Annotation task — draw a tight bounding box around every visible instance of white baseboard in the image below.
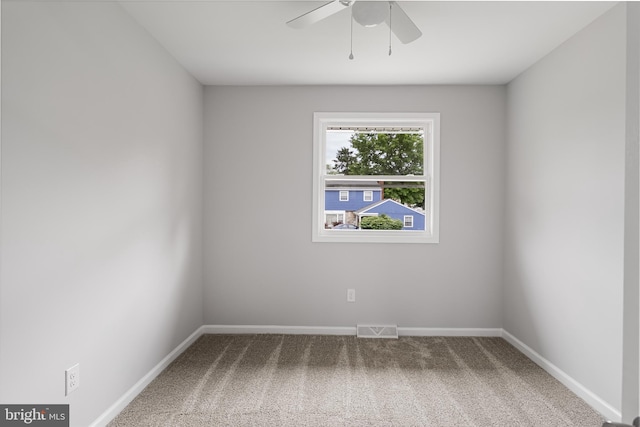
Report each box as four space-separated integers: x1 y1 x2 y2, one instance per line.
202 324 357 335
89 326 206 427
202 325 503 337
399 327 503 337
501 329 621 422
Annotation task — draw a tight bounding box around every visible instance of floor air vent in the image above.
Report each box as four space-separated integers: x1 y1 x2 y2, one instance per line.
356 324 399 339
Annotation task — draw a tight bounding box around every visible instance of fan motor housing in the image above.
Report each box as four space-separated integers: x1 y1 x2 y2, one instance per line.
353 2 389 27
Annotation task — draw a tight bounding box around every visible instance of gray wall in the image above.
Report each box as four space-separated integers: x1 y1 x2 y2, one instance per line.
204 85 506 329
504 4 627 412
622 2 640 421
0 2 203 426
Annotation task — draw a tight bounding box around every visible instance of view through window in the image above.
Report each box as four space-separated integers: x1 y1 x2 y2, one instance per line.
312 112 440 243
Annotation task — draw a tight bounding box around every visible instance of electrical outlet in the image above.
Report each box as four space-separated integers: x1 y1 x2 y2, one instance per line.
347 289 356 303
65 364 79 396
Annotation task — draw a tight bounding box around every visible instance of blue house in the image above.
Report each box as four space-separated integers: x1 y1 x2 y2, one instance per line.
324 187 382 228
356 199 426 231
324 186 425 230
325 188 382 211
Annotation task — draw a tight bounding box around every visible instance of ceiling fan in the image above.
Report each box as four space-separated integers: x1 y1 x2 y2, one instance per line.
287 1 422 51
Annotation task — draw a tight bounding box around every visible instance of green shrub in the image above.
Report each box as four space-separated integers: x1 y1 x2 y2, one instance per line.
360 214 403 230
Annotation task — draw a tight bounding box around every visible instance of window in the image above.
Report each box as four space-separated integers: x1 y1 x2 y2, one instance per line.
312 112 440 243
325 211 345 228
404 215 414 228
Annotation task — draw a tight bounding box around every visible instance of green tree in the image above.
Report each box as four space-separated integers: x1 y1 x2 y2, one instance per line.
333 147 356 175
332 133 424 208
360 214 403 230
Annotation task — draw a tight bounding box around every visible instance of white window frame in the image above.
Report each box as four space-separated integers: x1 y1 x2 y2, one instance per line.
363 190 373 202
339 190 349 201
312 112 440 244
404 215 414 228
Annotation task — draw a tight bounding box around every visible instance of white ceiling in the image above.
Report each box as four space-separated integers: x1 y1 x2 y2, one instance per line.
119 1 616 86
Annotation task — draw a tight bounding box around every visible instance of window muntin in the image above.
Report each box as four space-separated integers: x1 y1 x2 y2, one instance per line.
312 112 440 243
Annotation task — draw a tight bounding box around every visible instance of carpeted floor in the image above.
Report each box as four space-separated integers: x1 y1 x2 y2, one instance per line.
109 334 606 426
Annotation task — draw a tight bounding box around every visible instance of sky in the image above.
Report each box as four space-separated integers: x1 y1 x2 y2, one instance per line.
325 130 354 167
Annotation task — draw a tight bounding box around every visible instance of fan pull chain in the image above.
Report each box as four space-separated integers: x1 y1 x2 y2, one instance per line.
349 8 354 60
388 2 392 56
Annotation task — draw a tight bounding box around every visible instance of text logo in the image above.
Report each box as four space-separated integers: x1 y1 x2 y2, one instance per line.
0 405 68 427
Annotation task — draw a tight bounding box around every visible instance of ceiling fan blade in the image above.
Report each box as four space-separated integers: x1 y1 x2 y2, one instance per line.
287 0 353 29
387 1 422 44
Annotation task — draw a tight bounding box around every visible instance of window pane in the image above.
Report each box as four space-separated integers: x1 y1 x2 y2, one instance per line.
324 180 426 231
326 130 424 176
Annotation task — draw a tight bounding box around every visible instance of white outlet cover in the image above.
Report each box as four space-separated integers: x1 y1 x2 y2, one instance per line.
65 364 80 396
347 289 356 302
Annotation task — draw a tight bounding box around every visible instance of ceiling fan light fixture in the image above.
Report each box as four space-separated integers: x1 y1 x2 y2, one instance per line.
286 0 422 46
352 2 388 27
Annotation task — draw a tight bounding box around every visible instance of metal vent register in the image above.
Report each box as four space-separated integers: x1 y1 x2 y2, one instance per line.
356 324 399 339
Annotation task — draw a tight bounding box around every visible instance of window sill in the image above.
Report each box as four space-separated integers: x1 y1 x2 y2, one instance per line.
312 229 439 244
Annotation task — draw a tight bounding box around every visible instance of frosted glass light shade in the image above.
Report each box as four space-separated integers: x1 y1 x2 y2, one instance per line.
352 2 388 27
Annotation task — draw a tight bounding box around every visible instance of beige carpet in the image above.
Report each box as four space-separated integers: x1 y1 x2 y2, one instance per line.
109 334 605 426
